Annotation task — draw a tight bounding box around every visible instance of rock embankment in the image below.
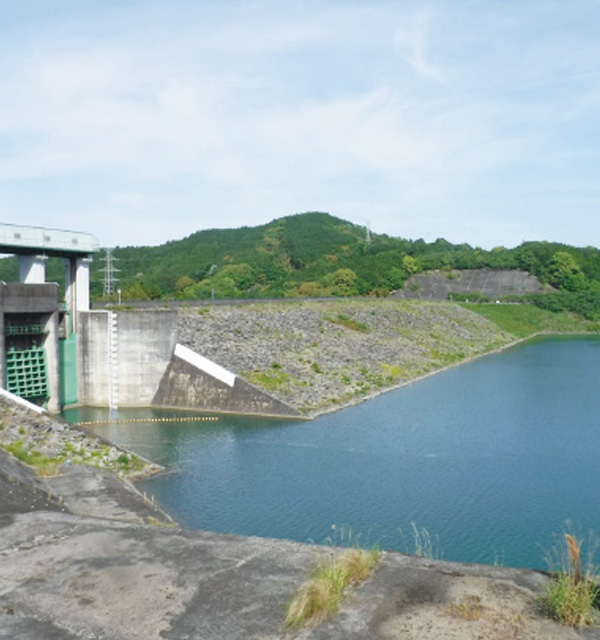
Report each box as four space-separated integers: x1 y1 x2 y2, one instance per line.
0 395 162 481
177 299 512 416
0 394 171 526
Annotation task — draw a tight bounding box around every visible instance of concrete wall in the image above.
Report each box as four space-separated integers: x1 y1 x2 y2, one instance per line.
117 311 177 406
0 282 59 313
78 310 178 407
393 268 549 300
153 344 302 418
78 312 110 406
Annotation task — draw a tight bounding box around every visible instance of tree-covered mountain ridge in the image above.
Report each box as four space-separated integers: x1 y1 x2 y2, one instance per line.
107 211 600 310
1 212 599 317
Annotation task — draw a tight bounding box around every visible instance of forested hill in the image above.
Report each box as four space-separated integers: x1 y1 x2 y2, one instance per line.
1 212 599 314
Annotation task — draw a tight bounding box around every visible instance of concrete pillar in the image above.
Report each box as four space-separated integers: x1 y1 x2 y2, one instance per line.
75 258 91 313
18 255 46 283
45 311 60 413
64 259 74 337
64 257 91 333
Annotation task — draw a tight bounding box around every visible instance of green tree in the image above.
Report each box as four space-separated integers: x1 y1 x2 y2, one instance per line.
547 252 587 291
322 268 358 296
402 255 419 276
175 275 195 292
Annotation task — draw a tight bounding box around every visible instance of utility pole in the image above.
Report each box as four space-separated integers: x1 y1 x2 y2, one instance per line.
100 248 120 297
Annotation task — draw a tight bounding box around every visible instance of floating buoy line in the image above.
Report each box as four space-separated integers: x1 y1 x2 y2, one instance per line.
75 416 220 427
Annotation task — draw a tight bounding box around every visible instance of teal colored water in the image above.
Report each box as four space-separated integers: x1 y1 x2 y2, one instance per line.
64 336 600 569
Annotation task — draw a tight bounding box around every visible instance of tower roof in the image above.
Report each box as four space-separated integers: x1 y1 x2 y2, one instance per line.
0 223 99 257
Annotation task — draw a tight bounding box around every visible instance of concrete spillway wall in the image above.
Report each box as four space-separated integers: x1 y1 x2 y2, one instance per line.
78 310 177 407
77 310 300 417
153 344 302 417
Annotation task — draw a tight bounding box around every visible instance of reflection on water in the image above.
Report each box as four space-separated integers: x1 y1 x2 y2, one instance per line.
63 336 600 569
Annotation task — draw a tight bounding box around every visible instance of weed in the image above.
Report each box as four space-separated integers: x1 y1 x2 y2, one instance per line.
447 596 483 621
242 369 293 391
545 572 599 627
130 454 146 472
284 571 342 629
117 453 130 467
0 441 62 476
284 547 380 629
397 522 443 560
543 525 600 628
341 548 380 585
380 363 402 379
63 442 78 455
311 361 323 374
146 516 177 528
325 314 370 333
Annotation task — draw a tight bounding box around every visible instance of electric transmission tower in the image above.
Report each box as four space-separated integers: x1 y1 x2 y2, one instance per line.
100 248 120 297
365 222 372 246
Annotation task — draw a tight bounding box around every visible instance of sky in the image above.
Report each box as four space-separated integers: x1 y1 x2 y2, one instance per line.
1 0 599 250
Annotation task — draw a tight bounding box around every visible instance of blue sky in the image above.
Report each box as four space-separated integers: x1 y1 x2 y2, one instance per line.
1 0 599 249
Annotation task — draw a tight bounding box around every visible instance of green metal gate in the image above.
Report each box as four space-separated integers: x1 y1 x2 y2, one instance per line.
5 344 48 399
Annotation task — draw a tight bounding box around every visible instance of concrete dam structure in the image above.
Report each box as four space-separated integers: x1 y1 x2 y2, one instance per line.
78 309 300 417
0 224 98 413
0 223 299 417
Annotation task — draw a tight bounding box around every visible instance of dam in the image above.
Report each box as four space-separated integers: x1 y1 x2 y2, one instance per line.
0 222 300 417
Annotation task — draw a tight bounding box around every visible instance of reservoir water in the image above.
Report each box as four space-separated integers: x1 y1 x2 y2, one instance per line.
64 336 600 569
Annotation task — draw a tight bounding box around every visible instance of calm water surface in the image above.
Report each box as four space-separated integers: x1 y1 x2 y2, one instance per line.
64 336 600 569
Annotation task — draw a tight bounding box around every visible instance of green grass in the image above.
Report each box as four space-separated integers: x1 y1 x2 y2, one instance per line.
284 547 380 629
461 303 596 338
428 348 466 365
545 573 599 627
325 313 370 333
0 441 63 476
1 436 150 477
242 368 293 391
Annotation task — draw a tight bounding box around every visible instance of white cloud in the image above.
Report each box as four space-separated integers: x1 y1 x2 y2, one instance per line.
0 0 599 248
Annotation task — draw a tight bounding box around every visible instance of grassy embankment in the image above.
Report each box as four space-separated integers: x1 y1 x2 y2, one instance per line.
461 302 600 338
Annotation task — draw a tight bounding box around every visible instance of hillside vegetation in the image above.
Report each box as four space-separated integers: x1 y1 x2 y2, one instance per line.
1 211 600 318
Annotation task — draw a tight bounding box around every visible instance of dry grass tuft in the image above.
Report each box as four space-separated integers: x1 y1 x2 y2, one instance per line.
284 548 380 629
342 548 380 585
447 596 484 621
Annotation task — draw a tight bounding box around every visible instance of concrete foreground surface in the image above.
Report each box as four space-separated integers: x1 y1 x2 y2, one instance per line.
1 455 599 640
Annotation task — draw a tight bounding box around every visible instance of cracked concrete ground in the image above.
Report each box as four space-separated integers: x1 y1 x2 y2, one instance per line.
1 453 599 639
